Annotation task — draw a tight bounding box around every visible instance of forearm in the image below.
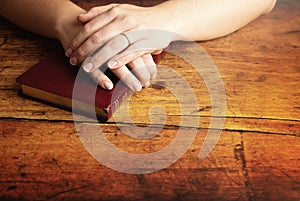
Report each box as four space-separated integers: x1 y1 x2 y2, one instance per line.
0 0 85 49
155 0 277 41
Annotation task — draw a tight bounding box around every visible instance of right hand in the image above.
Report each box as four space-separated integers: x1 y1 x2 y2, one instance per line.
86 52 156 92
65 4 170 91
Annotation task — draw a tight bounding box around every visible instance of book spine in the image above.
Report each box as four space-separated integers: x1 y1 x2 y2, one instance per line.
107 88 133 121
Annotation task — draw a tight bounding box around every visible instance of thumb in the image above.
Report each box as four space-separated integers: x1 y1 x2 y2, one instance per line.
77 11 95 23
77 4 119 23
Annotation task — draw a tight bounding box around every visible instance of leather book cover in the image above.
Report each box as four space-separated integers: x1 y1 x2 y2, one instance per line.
16 52 132 121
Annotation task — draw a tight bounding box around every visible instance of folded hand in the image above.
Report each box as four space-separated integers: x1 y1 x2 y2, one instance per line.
65 4 174 91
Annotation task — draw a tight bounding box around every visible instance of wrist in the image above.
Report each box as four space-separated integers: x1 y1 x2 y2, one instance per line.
150 2 186 42
54 2 85 50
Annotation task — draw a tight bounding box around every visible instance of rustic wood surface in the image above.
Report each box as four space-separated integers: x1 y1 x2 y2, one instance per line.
0 0 299 200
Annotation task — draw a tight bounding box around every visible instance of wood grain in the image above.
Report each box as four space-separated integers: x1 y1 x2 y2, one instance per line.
1 1 299 129
0 120 299 201
0 0 299 201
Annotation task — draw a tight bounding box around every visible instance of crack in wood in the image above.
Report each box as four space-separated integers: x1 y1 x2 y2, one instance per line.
0 117 298 136
45 185 91 200
234 133 256 201
0 35 8 47
194 105 213 112
284 30 300 35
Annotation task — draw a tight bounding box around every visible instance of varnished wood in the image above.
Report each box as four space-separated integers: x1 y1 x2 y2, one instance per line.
0 0 299 200
0 120 299 201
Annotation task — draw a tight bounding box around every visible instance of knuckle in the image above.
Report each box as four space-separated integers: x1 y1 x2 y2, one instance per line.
69 38 81 50
91 33 102 43
121 15 137 28
69 41 77 50
76 48 86 58
110 6 120 16
108 39 121 51
82 24 92 35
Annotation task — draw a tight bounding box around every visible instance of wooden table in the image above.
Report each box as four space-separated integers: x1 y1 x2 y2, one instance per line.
0 0 299 200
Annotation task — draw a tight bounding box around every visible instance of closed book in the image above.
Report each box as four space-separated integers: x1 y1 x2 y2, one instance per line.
16 52 132 121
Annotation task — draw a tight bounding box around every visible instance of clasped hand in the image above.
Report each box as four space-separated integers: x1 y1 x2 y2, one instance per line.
65 4 174 91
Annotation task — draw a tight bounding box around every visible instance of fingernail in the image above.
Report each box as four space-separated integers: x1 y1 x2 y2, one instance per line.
152 72 157 80
83 62 94 72
144 81 150 88
65 48 72 57
133 82 142 92
104 81 113 90
70 57 77 65
108 60 118 69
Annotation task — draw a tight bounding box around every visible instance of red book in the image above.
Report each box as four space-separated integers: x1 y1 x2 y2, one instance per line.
16 52 132 121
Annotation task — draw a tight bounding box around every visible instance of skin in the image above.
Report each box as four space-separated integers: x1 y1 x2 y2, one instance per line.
0 0 277 91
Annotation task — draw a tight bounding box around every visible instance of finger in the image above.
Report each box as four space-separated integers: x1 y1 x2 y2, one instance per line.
89 69 114 90
81 34 129 73
152 50 165 64
105 29 172 65
127 57 150 87
78 4 119 23
70 17 135 65
112 65 142 92
141 54 157 80
152 49 163 55
107 40 157 69
66 8 117 59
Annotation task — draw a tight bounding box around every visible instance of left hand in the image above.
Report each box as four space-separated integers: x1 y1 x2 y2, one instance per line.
65 3 172 65
65 3 175 90
80 30 169 90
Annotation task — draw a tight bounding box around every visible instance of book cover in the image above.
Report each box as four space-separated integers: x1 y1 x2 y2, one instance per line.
16 52 133 121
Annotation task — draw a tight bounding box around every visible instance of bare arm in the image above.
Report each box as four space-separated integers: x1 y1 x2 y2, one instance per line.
0 0 84 48
0 0 154 91
0 0 277 91
157 0 277 40
67 0 277 70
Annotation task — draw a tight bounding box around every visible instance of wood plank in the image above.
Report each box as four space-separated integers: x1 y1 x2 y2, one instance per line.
0 1 299 201
1 35 299 121
1 0 299 124
243 133 300 201
0 120 248 201
0 120 299 200
200 0 300 121
1 89 299 135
